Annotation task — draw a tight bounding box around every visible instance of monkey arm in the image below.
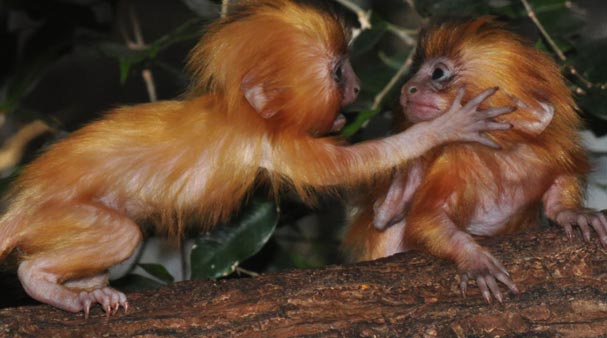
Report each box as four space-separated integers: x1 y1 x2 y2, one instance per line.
263 87 513 189
372 160 424 230
543 175 607 247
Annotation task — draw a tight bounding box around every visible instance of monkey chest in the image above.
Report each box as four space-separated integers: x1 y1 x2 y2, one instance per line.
463 180 544 236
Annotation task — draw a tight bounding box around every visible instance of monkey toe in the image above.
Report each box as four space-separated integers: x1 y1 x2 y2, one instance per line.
460 272 512 304
458 250 517 303
78 287 128 318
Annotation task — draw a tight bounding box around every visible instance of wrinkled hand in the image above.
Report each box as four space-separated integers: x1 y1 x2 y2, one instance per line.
458 246 519 304
555 208 607 248
435 86 514 148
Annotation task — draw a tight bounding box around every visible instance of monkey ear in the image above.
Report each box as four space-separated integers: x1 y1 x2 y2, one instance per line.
526 102 554 135
509 95 554 136
522 103 554 136
242 74 280 119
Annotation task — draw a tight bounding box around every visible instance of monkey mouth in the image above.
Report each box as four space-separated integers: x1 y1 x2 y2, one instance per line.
404 100 441 122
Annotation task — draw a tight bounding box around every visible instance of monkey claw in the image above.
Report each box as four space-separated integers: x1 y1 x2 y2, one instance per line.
78 287 129 319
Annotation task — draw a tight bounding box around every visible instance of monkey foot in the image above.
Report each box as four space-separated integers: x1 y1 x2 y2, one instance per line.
458 249 519 304
78 287 128 318
555 208 607 248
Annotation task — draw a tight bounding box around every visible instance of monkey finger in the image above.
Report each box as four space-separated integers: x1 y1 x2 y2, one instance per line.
598 213 607 246
485 254 512 288
577 215 592 242
478 106 517 121
598 211 607 227
494 271 519 294
485 276 503 304
112 302 120 315
103 289 121 314
460 274 469 298
79 291 93 319
462 87 499 112
476 276 492 304
471 135 501 149
92 289 112 316
451 86 467 109
563 223 574 240
589 216 607 248
84 304 91 320
475 121 512 132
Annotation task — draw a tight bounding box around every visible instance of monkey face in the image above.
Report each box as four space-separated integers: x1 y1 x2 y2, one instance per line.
328 57 360 132
400 57 456 123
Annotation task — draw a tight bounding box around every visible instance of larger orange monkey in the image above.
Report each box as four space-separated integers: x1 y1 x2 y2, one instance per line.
344 17 606 303
0 2 511 316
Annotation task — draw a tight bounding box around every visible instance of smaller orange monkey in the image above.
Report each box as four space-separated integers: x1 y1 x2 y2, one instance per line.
0 2 512 316
344 17 606 303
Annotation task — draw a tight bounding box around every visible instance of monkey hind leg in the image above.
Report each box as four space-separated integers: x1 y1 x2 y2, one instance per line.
343 208 407 262
17 203 142 317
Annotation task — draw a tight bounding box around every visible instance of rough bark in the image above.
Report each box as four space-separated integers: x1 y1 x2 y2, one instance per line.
1 226 607 338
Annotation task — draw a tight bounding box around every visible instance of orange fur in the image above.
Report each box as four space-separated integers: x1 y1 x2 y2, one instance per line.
1 0 494 314
344 18 589 264
0 1 349 261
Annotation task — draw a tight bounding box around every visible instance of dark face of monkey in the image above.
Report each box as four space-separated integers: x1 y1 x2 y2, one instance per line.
330 57 360 132
400 58 456 123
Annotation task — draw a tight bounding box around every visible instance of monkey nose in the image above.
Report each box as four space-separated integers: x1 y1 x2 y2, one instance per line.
407 85 418 94
354 85 360 95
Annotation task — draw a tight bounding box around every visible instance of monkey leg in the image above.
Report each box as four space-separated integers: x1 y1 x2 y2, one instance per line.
405 211 518 304
17 203 142 317
343 196 410 262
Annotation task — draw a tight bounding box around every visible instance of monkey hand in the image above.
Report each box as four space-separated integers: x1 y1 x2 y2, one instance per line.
554 208 607 248
434 87 515 149
372 160 424 230
457 246 519 304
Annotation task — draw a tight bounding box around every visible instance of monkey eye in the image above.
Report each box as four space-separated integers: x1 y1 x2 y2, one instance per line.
333 62 343 83
431 64 450 82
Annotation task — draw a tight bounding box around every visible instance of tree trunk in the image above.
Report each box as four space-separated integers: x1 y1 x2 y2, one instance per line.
1 226 607 337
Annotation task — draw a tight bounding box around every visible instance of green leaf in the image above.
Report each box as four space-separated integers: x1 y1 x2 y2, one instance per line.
148 18 205 53
119 58 133 84
190 199 279 279
138 263 175 284
341 108 381 138
98 18 205 83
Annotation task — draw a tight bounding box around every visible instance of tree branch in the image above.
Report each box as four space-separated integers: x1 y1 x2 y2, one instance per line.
3 227 607 336
221 0 230 18
120 0 158 102
521 0 605 93
334 0 372 30
372 47 416 111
